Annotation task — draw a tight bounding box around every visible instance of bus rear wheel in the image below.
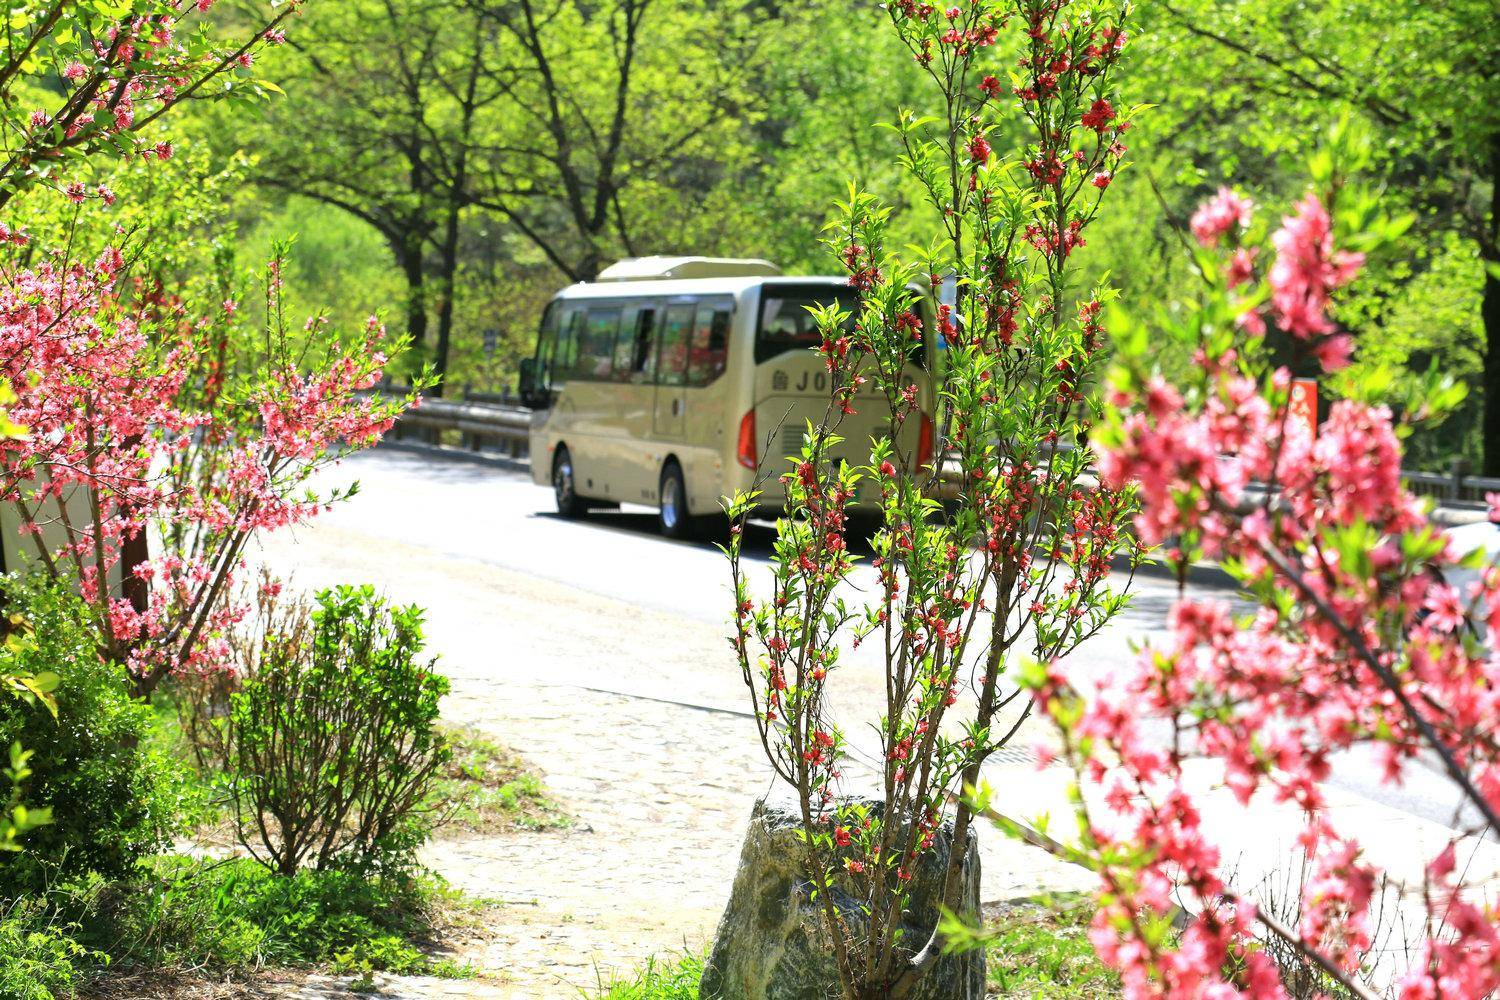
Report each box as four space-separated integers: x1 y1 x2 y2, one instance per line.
552 446 587 518
657 462 699 540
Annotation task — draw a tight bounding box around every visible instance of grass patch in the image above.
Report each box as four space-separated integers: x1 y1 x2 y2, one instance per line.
985 895 1119 998
6 697 560 993
0 855 476 995
593 953 706 999
431 725 570 834
584 898 1119 1000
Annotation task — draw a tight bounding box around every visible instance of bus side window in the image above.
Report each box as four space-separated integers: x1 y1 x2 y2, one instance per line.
611 307 640 382
556 308 583 378
687 303 733 386
577 307 621 380
628 306 658 384
656 303 695 387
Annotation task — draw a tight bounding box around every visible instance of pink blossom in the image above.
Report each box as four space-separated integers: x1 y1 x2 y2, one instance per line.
1189 187 1254 247
1268 193 1364 342
1225 247 1257 288
1423 584 1465 633
1312 332 1352 371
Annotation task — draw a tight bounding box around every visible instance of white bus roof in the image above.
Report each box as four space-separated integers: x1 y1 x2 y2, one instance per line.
595 256 779 282
554 272 852 301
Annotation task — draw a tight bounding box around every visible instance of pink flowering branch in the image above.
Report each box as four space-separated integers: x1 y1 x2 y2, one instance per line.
1041 123 1500 998
0 1 301 210
1251 535 1500 838
0 234 422 694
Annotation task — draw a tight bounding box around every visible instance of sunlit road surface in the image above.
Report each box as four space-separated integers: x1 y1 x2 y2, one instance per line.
254 444 1476 825
252 444 1485 962
257 442 1180 749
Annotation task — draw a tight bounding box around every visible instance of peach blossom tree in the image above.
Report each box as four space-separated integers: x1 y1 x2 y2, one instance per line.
725 0 1141 995
1032 123 1498 998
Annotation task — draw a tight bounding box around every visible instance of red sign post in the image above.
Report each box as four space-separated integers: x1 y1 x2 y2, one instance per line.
1289 378 1318 439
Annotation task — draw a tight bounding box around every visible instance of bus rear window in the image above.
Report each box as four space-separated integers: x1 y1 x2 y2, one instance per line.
757 284 931 368
755 285 859 364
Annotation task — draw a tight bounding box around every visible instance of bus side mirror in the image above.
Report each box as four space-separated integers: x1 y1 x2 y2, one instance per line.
518 358 544 409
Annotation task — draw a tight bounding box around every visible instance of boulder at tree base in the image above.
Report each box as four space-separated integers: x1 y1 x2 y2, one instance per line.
701 797 984 1000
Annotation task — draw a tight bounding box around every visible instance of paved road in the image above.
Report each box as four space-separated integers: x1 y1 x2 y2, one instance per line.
262 444 1475 826
242 443 1119 990
263 444 1183 710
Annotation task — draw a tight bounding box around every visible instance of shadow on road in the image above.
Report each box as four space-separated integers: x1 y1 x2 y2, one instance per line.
533 508 882 561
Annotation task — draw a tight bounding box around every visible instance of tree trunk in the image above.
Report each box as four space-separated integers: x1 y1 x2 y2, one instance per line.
120 526 149 615
118 432 150 616
577 246 602 283
1482 136 1500 476
400 241 428 357
1484 260 1500 475
432 201 462 399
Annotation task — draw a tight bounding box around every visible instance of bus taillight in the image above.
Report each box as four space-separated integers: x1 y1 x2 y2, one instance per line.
917 412 934 470
737 410 757 469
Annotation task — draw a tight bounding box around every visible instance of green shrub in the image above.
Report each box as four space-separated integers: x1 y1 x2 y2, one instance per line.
229 584 451 874
0 899 94 1000
0 577 179 895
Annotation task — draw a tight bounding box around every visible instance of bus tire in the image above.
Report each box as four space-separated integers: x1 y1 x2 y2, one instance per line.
657 462 698 540
552 446 588 518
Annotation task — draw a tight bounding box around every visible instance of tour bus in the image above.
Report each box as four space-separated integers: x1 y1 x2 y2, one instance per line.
518 256 936 539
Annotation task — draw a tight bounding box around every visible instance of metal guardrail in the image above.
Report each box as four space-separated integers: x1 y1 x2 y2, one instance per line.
378 387 531 459
1400 464 1500 511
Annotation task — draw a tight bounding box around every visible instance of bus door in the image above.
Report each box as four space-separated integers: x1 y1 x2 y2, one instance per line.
612 301 661 502
652 301 695 440
566 305 623 496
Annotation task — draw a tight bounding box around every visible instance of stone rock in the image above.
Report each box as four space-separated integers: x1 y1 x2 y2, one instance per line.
700 796 984 1000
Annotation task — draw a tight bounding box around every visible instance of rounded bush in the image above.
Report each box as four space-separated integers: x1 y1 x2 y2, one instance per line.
0 577 176 894
229 584 451 875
